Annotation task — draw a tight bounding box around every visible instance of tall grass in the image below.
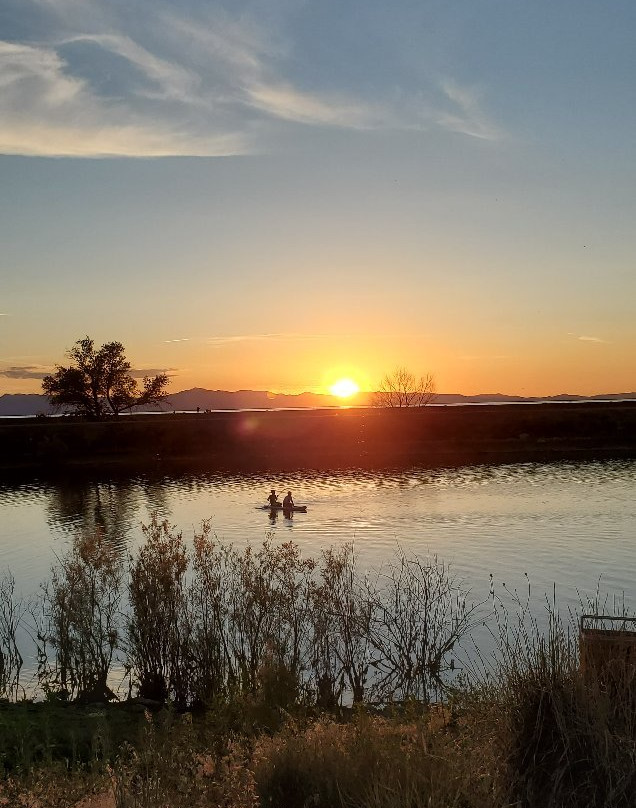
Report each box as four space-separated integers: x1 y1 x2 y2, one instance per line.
252 711 494 808
463 580 636 807
111 709 258 808
501 633 636 806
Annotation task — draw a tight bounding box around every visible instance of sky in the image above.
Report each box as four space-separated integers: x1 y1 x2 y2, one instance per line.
1 0 635 397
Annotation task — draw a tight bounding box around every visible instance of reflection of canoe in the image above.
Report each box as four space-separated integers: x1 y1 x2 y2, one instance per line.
257 504 308 513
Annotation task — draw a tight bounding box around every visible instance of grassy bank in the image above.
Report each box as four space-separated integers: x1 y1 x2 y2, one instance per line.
2 400 636 474
2 632 635 808
1 521 635 806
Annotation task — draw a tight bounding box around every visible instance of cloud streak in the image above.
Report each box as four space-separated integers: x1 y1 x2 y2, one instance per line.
130 367 177 378
437 79 501 141
460 354 511 361
206 333 326 346
0 365 49 380
205 331 434 346
0 364 176 379
0 40 247 156
0 1 501 156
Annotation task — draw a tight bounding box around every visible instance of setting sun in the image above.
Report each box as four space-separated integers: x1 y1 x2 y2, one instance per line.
329 378 360 398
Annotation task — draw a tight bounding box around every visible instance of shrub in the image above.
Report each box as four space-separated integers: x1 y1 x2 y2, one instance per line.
311 544 374 706
368 550 477 703
225 539 315 702
189 522 234 705
0 573 25 700
37 530 123 702
127 516 191 706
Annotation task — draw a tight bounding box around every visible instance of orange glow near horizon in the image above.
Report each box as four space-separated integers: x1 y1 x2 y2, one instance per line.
9 328 636 400
329 378 360 398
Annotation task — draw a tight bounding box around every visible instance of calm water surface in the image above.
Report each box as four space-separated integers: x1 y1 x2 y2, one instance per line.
2 459 635 619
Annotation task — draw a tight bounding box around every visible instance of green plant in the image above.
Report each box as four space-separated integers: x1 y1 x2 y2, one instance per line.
224 539 314 704
189 523 235 705
36 530 123 702
127 516 191 706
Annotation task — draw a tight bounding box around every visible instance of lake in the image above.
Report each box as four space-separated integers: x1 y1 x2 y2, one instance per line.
1 459 635 682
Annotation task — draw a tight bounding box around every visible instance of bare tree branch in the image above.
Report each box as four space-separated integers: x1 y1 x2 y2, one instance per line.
372 367 436 408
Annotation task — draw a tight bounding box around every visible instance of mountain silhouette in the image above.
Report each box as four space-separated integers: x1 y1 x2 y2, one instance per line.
2 389 636 416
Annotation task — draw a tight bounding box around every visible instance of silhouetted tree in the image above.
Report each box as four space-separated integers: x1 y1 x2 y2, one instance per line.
42 337 169 418
372 367 436 408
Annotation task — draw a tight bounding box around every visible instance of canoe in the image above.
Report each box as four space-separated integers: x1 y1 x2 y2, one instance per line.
257 504 308 513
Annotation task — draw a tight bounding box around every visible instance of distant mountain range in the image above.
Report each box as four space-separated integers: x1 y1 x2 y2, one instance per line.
2 388 636 416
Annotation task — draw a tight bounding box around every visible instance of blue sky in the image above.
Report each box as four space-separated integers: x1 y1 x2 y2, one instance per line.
1 0 635 395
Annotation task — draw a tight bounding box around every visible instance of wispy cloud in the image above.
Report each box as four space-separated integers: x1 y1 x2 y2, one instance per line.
164 338 190 344
0 364 176 379
245 83 393 130
0 35 247 156
0 365 49 379
205 331 433 346
0 1 502 156
577 335 609 344
436 79 501 141
460 354 510 361
206 333 325 346
130 367 177 378
59 33 200 103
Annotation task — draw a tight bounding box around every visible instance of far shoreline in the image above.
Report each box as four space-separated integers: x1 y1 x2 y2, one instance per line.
1 399 636 478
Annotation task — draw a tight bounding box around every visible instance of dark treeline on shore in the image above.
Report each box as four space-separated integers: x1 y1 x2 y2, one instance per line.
2 400 636 475
1 520 636 807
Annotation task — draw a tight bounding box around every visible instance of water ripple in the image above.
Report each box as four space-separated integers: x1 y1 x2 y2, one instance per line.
0 460 635 619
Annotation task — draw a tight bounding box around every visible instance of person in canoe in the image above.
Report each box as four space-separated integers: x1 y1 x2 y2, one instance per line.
267 489 280 508
283 491 294 510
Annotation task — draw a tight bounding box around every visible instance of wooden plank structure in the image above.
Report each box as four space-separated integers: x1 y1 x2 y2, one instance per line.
579 615 636 686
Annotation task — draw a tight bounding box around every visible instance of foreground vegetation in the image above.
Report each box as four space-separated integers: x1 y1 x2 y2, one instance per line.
1 522 635 807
